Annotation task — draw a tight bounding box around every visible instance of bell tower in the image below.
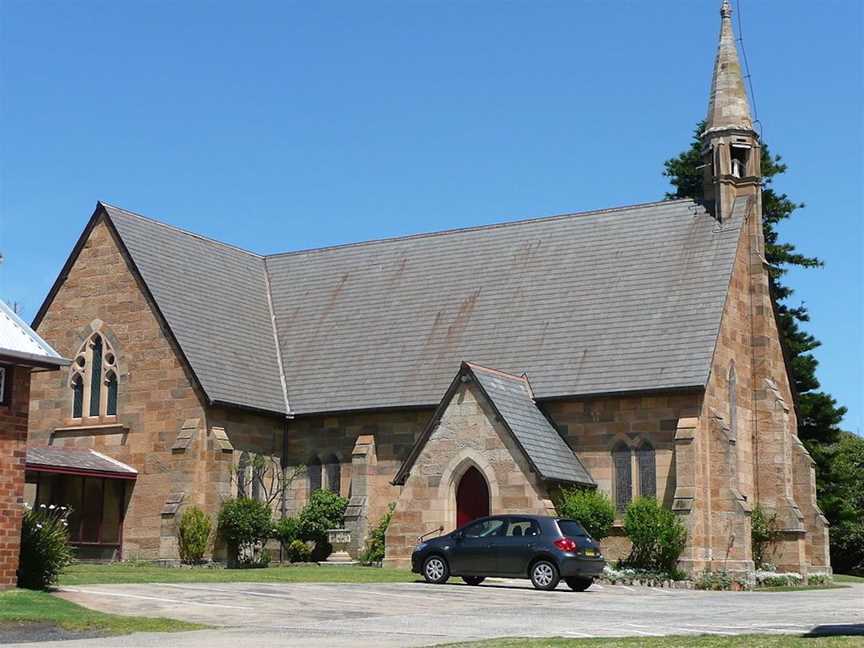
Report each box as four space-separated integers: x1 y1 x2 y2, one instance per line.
702 0 760 222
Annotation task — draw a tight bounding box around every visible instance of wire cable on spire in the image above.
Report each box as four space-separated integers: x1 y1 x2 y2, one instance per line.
735 0 762 139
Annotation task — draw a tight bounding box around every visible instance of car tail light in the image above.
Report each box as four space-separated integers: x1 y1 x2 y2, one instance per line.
554 537 578 552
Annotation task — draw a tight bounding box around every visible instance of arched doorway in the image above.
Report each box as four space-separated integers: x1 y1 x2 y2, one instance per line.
456 466 489 528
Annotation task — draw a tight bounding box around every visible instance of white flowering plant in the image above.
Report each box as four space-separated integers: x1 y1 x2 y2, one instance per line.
18 503 73 589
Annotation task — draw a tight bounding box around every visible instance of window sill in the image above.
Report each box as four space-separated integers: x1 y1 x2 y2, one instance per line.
53 422 128 438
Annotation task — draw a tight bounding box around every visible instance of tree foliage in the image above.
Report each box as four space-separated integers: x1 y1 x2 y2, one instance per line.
552 487 615 541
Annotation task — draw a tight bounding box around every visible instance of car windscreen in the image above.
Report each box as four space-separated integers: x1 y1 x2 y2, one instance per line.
557 519 589 537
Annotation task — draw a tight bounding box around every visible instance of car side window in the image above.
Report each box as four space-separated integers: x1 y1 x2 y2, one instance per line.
463 519 506 538
506 519 541 537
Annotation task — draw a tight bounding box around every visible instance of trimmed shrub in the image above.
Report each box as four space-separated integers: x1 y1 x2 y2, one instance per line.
553 487 615 540
360 503 395 565
623 497 687 572
297 490 348 560
694 570 733 591
750 504 780 570
273 516 300 547
217 498 272 568
755 570 803 588
285 539 312 563
177 507 212 564
18 504 73 590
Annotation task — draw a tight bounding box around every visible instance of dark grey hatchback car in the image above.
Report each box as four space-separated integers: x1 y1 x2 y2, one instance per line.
411 515 605 591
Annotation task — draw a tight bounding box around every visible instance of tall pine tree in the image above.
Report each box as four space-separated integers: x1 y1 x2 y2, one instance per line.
663 123 847 488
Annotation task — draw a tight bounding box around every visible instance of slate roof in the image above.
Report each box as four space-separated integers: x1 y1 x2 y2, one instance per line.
39 198 745 416
104 205 288 414
470 363 593 484
394 362 593 485
0 300 68 368
26 447 138 479
267 199 745 414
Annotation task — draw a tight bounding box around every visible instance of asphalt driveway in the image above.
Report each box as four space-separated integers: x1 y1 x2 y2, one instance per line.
21 579 864 647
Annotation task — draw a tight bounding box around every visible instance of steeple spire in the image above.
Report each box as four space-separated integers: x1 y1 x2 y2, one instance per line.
705 0 753 134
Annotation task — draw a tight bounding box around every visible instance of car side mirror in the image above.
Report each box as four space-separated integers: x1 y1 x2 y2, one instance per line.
454 531 464 542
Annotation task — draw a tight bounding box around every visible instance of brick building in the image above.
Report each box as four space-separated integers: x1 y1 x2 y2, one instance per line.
27 1 829 576
0 301 67 589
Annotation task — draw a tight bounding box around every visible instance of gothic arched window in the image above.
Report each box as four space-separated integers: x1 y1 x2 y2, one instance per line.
251 456 264 502
308 456 322 495
728 364 737 439
237 452 250 498
324 455 341 495
70 331 119 420
637 442 656 498
613 443 632 513
71 374 84 419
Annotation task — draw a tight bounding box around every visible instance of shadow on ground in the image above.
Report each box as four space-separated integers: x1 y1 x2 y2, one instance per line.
804 624 864 637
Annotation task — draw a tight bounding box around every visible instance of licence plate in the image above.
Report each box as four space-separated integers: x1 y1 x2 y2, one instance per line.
584 549 597 556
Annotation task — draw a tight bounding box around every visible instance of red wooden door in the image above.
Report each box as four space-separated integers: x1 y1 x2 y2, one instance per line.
456 466 489 528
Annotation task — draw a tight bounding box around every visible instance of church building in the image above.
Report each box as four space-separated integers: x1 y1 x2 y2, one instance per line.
26 1 829 576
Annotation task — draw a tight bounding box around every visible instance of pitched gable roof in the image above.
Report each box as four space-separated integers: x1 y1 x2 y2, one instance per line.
103 205 289 415
393 362 594 486
268 199 745 414
37 198 745 416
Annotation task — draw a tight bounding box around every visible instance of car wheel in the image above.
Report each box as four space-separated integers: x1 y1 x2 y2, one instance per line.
462 576 485 586
530 559 560 591
565 577 593 592
422 555 450 584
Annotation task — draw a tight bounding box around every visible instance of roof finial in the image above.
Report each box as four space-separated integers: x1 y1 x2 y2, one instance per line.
721 0 733 20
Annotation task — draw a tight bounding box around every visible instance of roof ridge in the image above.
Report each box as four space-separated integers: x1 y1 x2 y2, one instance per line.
264 198 699 259
99 201 264 259
464 361 528 384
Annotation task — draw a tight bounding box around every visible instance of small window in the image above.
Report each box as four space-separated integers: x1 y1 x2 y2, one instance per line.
307 457 322 494
0 365 9 406
613 443 632 512
728 364 737 439
463 518 505 538
89 335 103 416
637 443 657 498
324 455 341 495
251 456 264 502
72 375 84 419
731 145 749 178
105 372 118 416
237 452 250 498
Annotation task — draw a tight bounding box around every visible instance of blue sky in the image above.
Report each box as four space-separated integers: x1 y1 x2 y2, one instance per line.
1 1 861 432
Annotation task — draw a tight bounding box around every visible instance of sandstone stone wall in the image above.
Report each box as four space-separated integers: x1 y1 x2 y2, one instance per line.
384 382 554 568
29 218 208 559
284 408 430 526
0 367 30 588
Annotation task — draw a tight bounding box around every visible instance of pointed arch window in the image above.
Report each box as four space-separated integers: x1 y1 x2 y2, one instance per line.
70 331 119 420
72 375 84 419
237 452 250 498
324 455 341 495
613 443 632 513
308 456 323 495
637 442 656 498
728 364 737 439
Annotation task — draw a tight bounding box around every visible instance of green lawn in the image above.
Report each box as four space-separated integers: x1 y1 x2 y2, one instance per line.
446 636 864 648
60 562 416 585
834 574 864 584
0 589 204 636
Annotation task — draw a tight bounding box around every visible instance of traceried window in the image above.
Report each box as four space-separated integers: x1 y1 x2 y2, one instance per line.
613 443 632 513
637 442 656 498
70 332 119 419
